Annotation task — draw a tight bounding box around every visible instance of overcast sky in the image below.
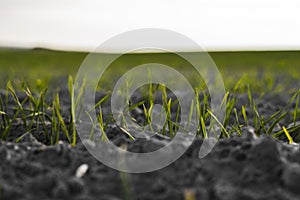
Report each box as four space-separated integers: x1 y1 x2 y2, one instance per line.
1 0 300 51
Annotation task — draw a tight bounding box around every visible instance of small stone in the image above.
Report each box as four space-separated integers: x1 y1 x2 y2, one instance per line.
14 145 20 151
75 163 89 178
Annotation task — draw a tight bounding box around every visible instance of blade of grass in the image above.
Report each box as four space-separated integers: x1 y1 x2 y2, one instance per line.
267 111 288 134
200 116 207 138
282 126 295 144
241 105 248 126
120 127 135 141
97 105 109 142
68 75 77 146
54 93 71 142
187 99 194 130
293 92 299 125
7 81 27 128
207 109 229 138
15 128 36 143
88 94 109 113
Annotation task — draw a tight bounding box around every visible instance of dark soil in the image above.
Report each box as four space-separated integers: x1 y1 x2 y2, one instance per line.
1 89 300 200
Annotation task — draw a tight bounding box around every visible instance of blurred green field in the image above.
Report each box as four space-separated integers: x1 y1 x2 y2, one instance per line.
1 48 300 94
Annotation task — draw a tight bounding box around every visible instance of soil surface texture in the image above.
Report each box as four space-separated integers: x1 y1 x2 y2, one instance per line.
0 90 300 200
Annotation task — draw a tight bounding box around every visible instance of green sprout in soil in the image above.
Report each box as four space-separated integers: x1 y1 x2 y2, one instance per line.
1 73 300 146
1 49 300 145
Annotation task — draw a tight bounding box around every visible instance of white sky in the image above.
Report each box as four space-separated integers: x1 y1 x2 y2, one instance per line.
1 0 300 51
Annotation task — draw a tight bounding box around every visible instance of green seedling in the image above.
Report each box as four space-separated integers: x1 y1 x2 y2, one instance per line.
84 111 96 141
200 116 207 138
241 105 248 126
293 90 300 125
0 96 9 129
120 127 135 141
282 126 295 144
174 101 181 133
267 111 287 135
50 100 59 145
143 103 153 125
252 105 267 134
54 93 71 142
233 108 242 136
7 81 27 128
68 75 77 146
159 84 173 136
15 128 36 143
207 109 229 138
96 105 109 142
23 84 50 139
223 92 236 130
187 99 194 130
2 64 300 146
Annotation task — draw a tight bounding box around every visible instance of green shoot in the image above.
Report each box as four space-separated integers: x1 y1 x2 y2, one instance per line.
233 108 242 135
242 106 249 126
282 126 295 144
207 109 229 138
267 111 287 135
15 128 36 143
96 106 109 142
7 81 27 128
293 91 300 125
200 116 207 138
68 75 77 146
120 127 135 141
187 99 194 130
54 93 71 142
88 94 109 113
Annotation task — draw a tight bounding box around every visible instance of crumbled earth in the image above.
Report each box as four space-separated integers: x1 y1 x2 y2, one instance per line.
1 90 300 200
0 130 300 200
